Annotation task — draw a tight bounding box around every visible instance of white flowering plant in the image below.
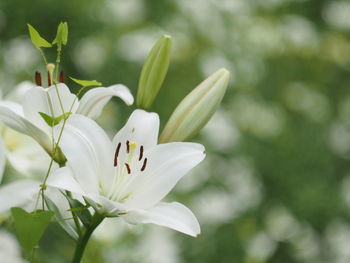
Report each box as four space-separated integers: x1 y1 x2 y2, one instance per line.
0 22 230 262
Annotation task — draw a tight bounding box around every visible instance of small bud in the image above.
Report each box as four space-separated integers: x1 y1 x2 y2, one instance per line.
159 68 230 143
136 35 172 109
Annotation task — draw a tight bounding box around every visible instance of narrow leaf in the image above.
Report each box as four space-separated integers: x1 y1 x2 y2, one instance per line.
70 77 102 87
27 24 52 49
11 207 54 254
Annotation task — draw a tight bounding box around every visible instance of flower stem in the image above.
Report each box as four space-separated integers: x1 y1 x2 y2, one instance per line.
72 213 104 263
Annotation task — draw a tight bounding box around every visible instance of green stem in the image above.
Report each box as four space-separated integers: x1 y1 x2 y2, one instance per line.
72 213 104 263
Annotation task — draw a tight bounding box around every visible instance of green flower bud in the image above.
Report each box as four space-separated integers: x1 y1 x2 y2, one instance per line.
137 35 172 109
159 68 230 143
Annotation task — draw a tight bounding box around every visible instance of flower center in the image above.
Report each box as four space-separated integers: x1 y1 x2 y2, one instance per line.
108 140 148 201
113 140 147 174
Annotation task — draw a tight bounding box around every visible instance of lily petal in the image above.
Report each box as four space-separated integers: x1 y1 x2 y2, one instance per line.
123 142 205 209
6 132 52 177
0 101 51 153
77 85 134 119
123 202 200 237
23 84 78 133
112 109 159 150
46 167 86 196
55 114 114 194
0 180 40 214
5 81 36 102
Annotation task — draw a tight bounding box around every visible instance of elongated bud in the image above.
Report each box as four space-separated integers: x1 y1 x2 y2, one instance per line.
159 68 230 143
136 35 172 109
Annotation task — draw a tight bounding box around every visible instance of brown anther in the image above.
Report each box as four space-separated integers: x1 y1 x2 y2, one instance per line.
35 72 42 86
126 140 130 153
47 71 52 86
114 142 121 167
141 158 147 172
139 146 144 161
59 71 65 83
125 163 131 174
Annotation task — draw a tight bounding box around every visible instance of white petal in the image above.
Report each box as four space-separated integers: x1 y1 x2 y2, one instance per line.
123 142 205 209
46 167 86 196
0 180 40 214
123 202 200 237
0 138 6 183
22 84 78 133
112 109 159 150
6 132 52 177
46 84 79 116
5 81 36 102
77 85 134 119
55 114 114 195
0 101 51 153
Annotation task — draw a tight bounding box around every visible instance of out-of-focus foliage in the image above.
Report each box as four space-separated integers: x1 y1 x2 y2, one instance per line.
1 0 350 262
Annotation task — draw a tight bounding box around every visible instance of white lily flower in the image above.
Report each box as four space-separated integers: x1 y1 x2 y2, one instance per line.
0 83 134 155
47 110 205 237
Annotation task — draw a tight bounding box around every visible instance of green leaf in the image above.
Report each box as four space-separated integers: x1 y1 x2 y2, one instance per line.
44 197 78 240
39 112 72 127
69 77 102 87
11 207 54 254
52 22 68 46
65 195 92 227
27 24 52 49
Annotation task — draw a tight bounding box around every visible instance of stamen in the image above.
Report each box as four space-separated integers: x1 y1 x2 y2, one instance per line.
125 163 131 174
35 72 42 86
59 71 65 83
114 142 121 167
47 71 52 86
139 146 144 161
126 140 130 153
141 158 148 172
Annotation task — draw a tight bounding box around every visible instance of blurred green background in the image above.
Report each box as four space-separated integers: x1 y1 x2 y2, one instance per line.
1 0 350 262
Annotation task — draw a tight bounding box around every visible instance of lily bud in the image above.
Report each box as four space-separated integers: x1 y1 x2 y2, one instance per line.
159 68 230 143
136 35 172 109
